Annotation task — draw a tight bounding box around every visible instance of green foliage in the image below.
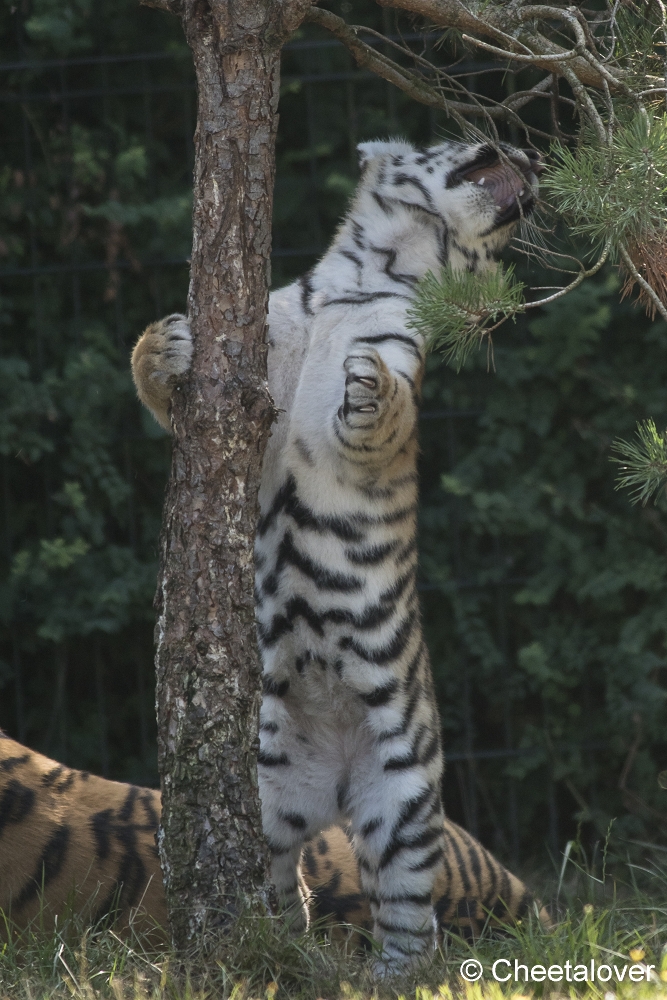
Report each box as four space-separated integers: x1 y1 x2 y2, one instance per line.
408 265 525 370
0 0 191 781
612 419 667 505
419 272 667 855
543 113 667 248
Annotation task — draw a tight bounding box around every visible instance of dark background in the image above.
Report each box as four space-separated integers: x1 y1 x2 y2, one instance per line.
1 0 666 874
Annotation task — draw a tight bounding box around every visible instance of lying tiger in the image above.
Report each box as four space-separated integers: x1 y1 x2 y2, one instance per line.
0 731 549 943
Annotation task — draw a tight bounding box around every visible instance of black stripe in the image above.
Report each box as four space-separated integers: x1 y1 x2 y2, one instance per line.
339 247 363 271
479 845 500 907
404 642 425 688
333 417 400 456
447 828 472 895
267 839 291 857
456 825 484 893
0 779 35 835
418 732 440 767
355 482 396 501
351 221 366 249
377 684 422 743
395 535 418 565
408 845 444 873
360 817 383 837
369 244 418 288
259 475 367 543
392 172 436 209
139 791 160 831
259 478 416 545
0 753 30 772
42 765 64 786
516 888 533 918
91 808 113 860
54 771 75 793
336 781 349 812
323 291 409 307
353 332 423 361
384 748 420 772
15 824 70 909
372 191 394 215
360 679 398 707
376 918 432 936
275 531 362 593
258 477 296 537
119 786 139 822
299 270 315 316
345 540 398 565
393 786 434 833
497 859 511 908
257 751 291 767
259 585 410 648
279 811 307 830
258 597 324 645
262 676 290 698
379 824 442 870
339 608 417 665
92 823 148 922
380 567 416 604
260 721 279 734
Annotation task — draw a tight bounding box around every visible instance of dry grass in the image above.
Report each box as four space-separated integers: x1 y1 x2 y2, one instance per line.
2 852 667 1000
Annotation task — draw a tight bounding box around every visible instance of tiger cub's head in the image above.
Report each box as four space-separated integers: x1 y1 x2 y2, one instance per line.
356 138 543 273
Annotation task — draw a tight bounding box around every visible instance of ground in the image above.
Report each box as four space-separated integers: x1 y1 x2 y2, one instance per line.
1 868 666 1000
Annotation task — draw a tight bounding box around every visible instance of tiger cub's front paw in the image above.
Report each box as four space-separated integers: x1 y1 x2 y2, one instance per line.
341 351 393 429
131 314 193 430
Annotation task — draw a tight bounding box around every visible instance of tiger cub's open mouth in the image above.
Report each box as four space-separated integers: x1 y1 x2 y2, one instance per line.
453 145 544 227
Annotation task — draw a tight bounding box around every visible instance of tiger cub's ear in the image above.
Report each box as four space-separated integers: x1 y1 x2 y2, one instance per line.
357 139 413 171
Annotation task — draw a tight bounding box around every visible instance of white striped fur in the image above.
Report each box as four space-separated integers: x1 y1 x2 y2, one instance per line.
132 138 541 972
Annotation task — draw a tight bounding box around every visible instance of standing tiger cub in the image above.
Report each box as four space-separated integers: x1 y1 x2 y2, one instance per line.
132 138 541 970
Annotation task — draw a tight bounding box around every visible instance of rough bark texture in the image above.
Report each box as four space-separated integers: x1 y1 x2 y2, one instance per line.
149 0 310 953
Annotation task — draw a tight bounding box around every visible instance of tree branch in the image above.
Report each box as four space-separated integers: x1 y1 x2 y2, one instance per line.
140 0 181 13
304 6 553 137
373 0 625 91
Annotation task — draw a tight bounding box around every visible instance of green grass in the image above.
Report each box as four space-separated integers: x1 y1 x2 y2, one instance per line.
2 854 667 1000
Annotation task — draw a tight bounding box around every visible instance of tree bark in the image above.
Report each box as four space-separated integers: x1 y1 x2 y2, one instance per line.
145 0 309 953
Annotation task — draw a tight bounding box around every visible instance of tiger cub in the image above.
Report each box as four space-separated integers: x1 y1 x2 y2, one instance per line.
0 733 549 941
132 138 541 968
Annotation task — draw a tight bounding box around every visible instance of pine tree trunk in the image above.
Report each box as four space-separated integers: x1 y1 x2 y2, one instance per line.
147 0 310 953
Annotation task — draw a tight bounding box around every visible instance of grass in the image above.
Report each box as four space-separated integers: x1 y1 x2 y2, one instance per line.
2 849 667 1000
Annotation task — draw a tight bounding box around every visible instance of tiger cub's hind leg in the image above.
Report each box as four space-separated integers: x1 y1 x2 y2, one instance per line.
268 844 311 933
348 747 445 973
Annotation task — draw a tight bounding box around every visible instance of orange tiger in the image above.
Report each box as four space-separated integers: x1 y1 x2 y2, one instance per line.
0 731 549 941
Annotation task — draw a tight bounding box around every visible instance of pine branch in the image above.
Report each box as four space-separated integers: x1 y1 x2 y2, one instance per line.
611 420 667 505
303 7 550 134
407 265 525 371
373 0 630 91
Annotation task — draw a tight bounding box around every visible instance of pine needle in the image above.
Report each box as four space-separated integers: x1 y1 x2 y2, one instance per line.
407 264 525 371
611 418 667 504
542 112 667 250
